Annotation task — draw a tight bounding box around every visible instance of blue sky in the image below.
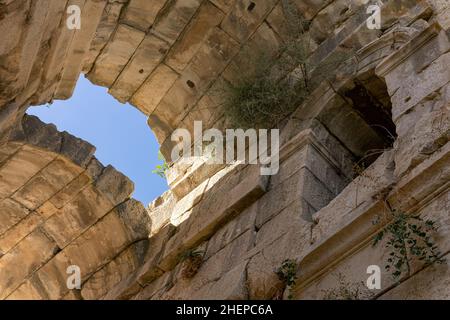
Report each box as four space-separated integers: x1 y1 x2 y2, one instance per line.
27 76 168 206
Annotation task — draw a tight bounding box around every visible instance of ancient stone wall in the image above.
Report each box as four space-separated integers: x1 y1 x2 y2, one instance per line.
0 0 449 300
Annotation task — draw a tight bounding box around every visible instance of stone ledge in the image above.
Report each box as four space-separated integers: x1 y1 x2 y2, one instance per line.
291 141 450 295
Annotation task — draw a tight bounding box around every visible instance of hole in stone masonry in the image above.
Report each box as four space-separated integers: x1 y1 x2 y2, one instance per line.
343 78 397 170
340 7 349 16
247 2 256 11
26 76 168 205
139 69 144 74
404 96 411 103
186 80 196 88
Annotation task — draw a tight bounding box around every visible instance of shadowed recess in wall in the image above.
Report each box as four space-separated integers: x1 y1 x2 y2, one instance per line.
27 76 168 205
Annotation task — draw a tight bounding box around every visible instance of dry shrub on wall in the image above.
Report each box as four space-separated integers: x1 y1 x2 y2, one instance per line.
221 0 354 129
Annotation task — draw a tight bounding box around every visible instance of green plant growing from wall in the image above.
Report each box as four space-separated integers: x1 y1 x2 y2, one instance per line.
221 0 354 129
372 204 444 280
275 259 298 300
180 249 205 279
152 151 169 179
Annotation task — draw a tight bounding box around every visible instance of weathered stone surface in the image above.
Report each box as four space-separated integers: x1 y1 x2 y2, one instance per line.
83 1 125 73
81 240 148 300
380 252 450 300
88 24 145 87
150 0 202 45
0 198 30 237
12 158 82 210
0 229 58 299
121 0 167 32
221 0 278 43
159 165 268 272
0 212 43 256
109 34 170 103
43 185 115 248
130 63 179 116
164 1 225 72
55 0 107 99
94 165 134 205
0 145 55 199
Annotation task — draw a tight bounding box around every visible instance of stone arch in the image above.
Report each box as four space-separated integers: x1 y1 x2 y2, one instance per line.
0 114 151 299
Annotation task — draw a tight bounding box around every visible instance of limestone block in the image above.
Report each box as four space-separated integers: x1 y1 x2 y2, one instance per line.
148 191 176 236
83 1 124 73
61 211 134 280
158 165 268 272
115 199 152 240
220 0 278 43
379 252 450 299
86 156 104 180
48 172 91 209
36 201 58 220
168 156 226 200
155 27 239 153
15 0 50 95
121 0 167 31
0 0 29 56
309 0 358 44
81 240 148 300
60 131 96 168
170 178 209 226
255 169 304 228
136 224 176 286
294 237 388 300
210 0 234 13
20 115 62 153
222 22 281 84
0 142 22 165
43 185 115 248
247 221 311 299
0 145 55 199
150 0 202 45
391 52 450 121
109 34 170 103
318 102 387 158
36 0 75 92
393 83 449 176
205 202 257 260
312 151 395 243
94 165 134 206
191 261 249 300
158 27 239 130
132 270 173 300
130 63 179 116
33 251 73 300
164 231 253 299
12 158 82 210
55 0 107 99
0 198 30 237
5 278 45 300
0 229 58 299
88 24 145 87
101 272 143 300
0 212 43 256
416 190 450 255
165 1 225 72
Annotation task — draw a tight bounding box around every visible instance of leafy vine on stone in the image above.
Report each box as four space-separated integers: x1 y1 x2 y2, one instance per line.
152 151 169 179
372 205 445 279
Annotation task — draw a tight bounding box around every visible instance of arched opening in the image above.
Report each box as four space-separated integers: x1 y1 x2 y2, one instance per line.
26 76 168 205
